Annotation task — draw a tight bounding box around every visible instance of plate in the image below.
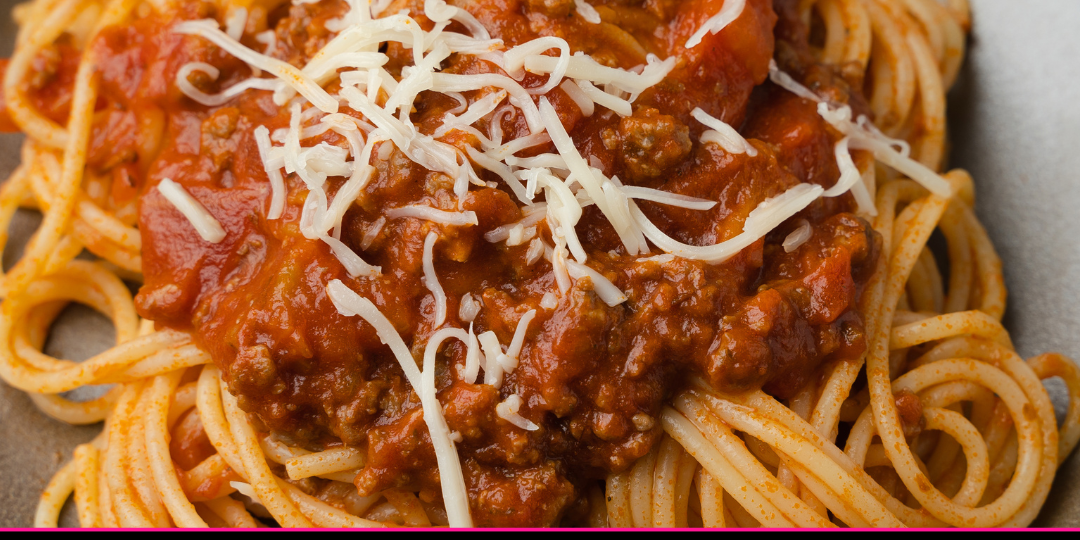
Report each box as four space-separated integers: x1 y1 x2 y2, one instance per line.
1 0 1078 528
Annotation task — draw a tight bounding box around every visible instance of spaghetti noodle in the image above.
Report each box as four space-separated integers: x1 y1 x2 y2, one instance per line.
1 0 1077 529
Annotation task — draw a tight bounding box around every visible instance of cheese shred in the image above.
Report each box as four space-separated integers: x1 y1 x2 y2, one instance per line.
156 178 226 243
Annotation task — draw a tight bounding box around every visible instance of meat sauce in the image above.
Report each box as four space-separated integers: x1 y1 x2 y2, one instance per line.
7 0 880 526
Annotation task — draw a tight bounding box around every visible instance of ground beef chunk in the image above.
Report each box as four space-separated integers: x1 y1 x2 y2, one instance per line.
602 107 692 181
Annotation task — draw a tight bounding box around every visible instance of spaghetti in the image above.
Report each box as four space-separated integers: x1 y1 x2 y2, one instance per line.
1 0 1077 529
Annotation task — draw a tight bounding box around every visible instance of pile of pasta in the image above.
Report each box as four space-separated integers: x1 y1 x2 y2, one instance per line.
1 0 1078 528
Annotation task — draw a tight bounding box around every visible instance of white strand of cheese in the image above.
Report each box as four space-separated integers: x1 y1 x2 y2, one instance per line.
767 59 821 102
323 164 375 234
384 42 451 114
640 253 675 264
824 136 876 215
477 330 504 387
253 126 286 220
819 103 951 197
423 0 457 23
298 143 352 180
505 309 536 367
422 231 448 328
575 78 633 117
565 260 626 306
524 53 675 100
224 7 247 41
424 0 490 41
487 131 552 162
431 33 504 56
549 238 572 293
692 107 758 156
435 90 507 139
298 189 327 240
175 62 280 107
360 216 386 250
431 72 543 134
340 0 370 25
326 281 472 527
574 0 601 24
418 327 472 527
823 136 862 197
768 60 951 198
303 15 427 86
385 205 478 226
685 0 746 49
541 173 588 262
318 128 379 235
283 102 305 180
783 219 812 253
173 19 339 113
303 51 389 80
487 104 515 147
461 322 481 384
156 178 226 243
620 185 717 211
507 153 568 172
443 91 469 115
496 394 539 431
539 291 558 309
320 233 382 277
255 29 277 57
459 293 480 323
559 80 594 117
526 239 545 266
503 36 571 94
629 183 824 264
440 123 497 151
600 179 648 256
285 103 380 277
484 204 548 243
539 98 624 260
465 147 530 203
339 86 465 181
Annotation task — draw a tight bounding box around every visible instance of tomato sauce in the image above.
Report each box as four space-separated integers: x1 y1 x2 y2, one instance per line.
9 0 880 526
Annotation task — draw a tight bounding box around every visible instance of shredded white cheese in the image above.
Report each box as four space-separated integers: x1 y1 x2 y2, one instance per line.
477 330 505 388
326 281 472 527
574 0 601 24
360 216 386 250
422 232 448 328
386 205 479 226
526 238 545 266
525 53 676 102
783 219 812 253
769 60 951 201
496 394 539 431
685 0 746 49
566 260 626 306
174 19 339 113
459 292 481 323
505 309 536 369
559 80 594 117
175 62 280 107
224 7 247 41
253 126 286 219
630 183 825 264
461 323 482 384
156 178 226 243
692 107 758 157
540 292 558 310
